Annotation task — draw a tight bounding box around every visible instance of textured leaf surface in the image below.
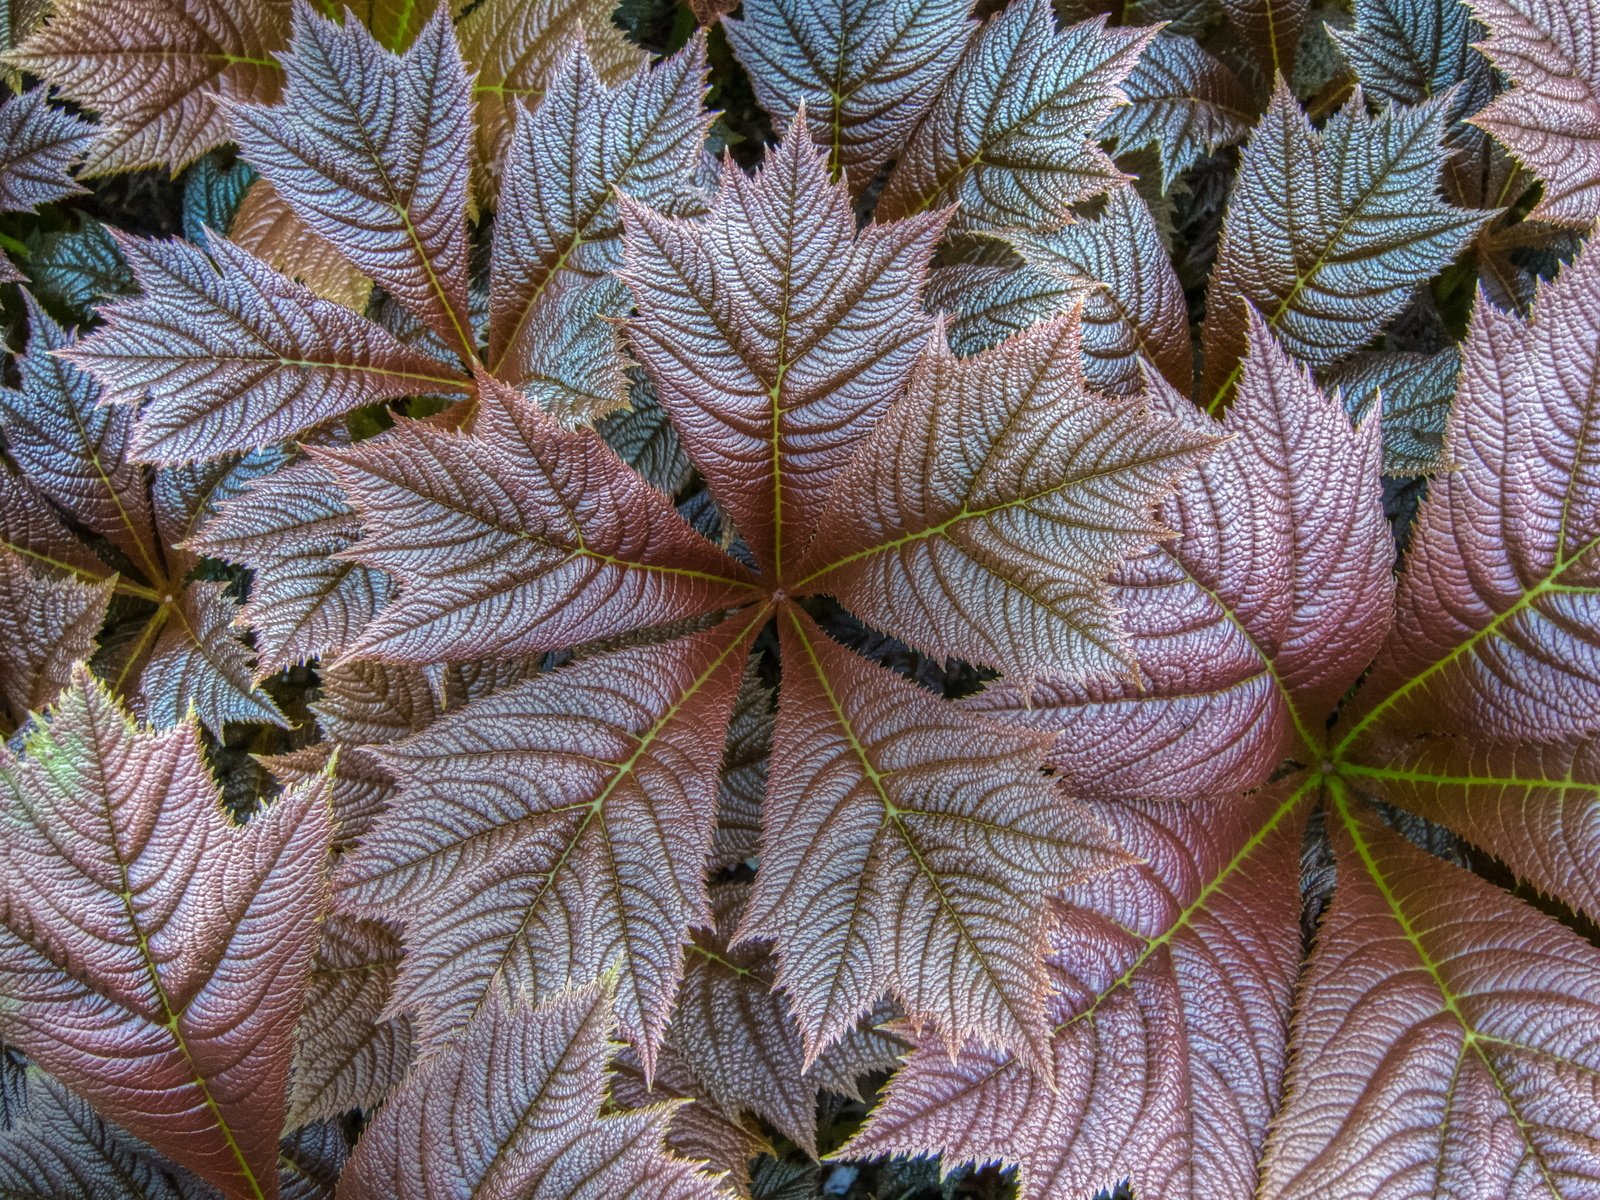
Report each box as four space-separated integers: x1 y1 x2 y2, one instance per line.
622 116 947 581
1259 794 1600 1199
1202 84 1485 409
797 313 1214 681
229 178 371 311
1336 0 1493 114
338 980 732 1200
6 0 288 175
0 550 111 730
489 38 709 385
1100 33 1251 191
340 619 755 1062
1469 0 1600 226
849 783 1311 1200
876 1 1152 232
973 317 1392 800
182 154 257 242
0 88 89 213
18 220 134 321
139 580 287 731
1324 348 1459 476
1217 0 1307 80
725 0 972 190
66 233 467 463
744 607 1126 1066
321 381 758 663
229 6 475 358
0 672 329 1200
1347 239 1600 745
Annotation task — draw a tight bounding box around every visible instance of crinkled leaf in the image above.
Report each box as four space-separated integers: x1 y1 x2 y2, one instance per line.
974 316 1392 800
181 154 257 242
1346 240 1600 746
275 1123 345 1200
724 0 972 190
1259 794 1600 1199
0 671 329 1200
743 607 1127 1067
1469 0 1600 227
229 5 475 358
1324 347 1459 475
1336 0 1494 115
18 221 135 322
848 782 1311 1200
796 312 1214 682
622 115 947 581
1100 33 1251 192
711 661 772 871
139 580 287 731
6 0 289 175
0 87 90 213
597 368 693 498
340 617 756 1065
875 1 1153 233
65 233 468 463
229 178 372 311
1202 84 1486 410
0 549 111 730
338 979 734 1200
1216 0 1306 80
313 658 440 744
320 381 758 663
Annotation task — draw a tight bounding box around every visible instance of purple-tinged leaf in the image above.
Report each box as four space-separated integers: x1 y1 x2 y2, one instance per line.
139 580 287 731
1216 0 1306 80
0 549 112 730
0 87 90 212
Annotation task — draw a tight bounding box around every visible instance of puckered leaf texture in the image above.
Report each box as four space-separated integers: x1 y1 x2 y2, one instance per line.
0 670 329 1200
0 87 90 215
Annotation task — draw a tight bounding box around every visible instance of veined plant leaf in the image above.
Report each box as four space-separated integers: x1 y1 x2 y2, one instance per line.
0 670 330 1200
1324 347 1459 476
228 178 372 311
0 87 91 214
0 549 112 731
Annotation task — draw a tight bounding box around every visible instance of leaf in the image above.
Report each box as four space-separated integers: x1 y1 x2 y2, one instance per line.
0 670 330 1200
229 5 475 359
182 153 258 242
228 178 372 311
972 315 1392 801
1258 793 1600 1198
1216 0 1306 80
621 114 949 580
1344 239 1600 746
743 606 1128 1067
488 37 710 387
65 232 468 464
874 1 1154 233
1469 0 1600 227
597 368 694 498
19 220 135 322
456 0 645 197
0 88 90 213
188 459 392 673
710 661 773 871
313 658 440 744
1335 0 1494 115
275 1124 345 1200
1201 84 1487 411
0 1071 202 1200
724 0 973 190
140 580 287 731
1324 347 1459 475
1100 33 1252 192
319 379 759 664
337 979 734 1200
847 783 1312 1200
286 914 414 1128
0 549 112 730
795 312 1215 682
5 0 289 176
339 617 757 1064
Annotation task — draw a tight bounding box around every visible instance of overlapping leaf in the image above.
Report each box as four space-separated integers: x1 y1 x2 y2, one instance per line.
0 550 111 731
1324 347 1459 475
338 979 733 1200
0 88 90 215
0 671 329 1200
229 178 372 311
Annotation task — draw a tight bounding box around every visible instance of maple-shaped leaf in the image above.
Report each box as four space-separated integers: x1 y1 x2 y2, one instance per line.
229 178 373 311
1346 241 1600 745
875 1 1154 233
848 783 1312 1199
973 314 1392 800
0 549 112 731
487 36 710 397
724 0 972 191
743 607 1128 1067
319 380 760 663
188 459 392 674
456 0 645 196
1100 33 1252 192
622 111 949 581
1258 794 1600 1198
929 185 1192 394
338 979 734 1200
1469 0 1600 227
796 313 1214 682
286 914 413 1129
5 0 289 175
1324 347 1459 475
0 1070 202 1200
64 232 467 463
0 87 90 214
338 617 757 1064
0 670 330 1200
1201 83 1486 410
229 5 475 359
